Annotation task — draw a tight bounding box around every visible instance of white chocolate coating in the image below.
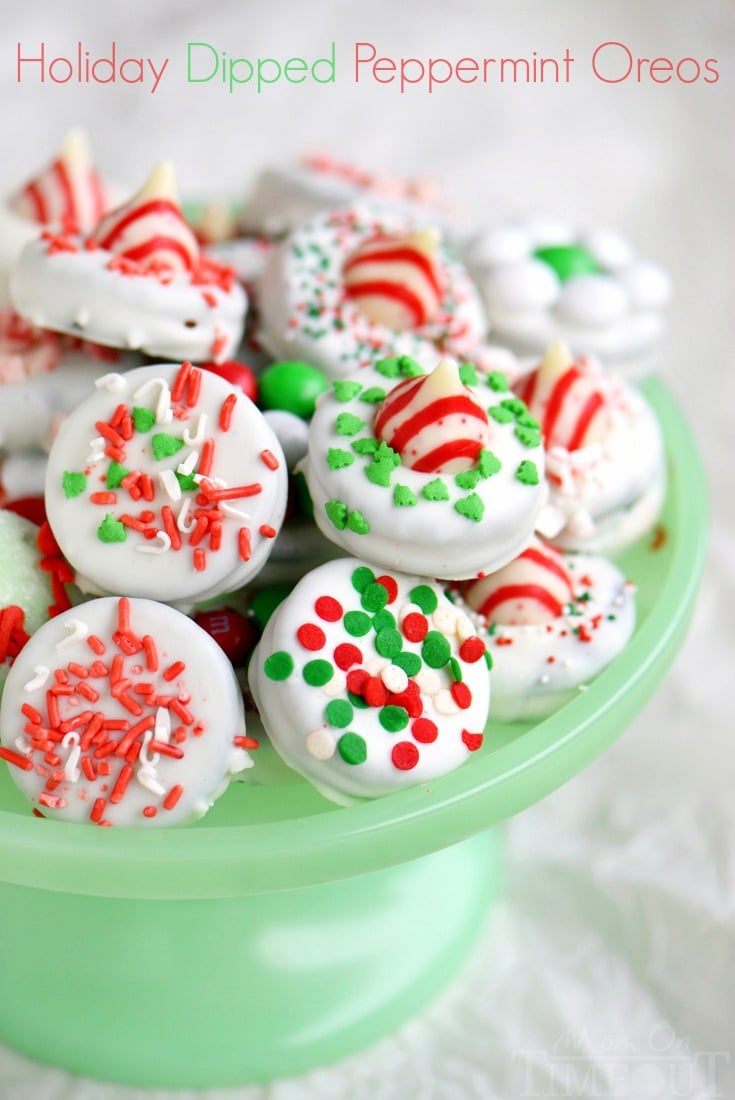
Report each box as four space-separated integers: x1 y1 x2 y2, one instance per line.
301 358 548 579
0 596 251 826
249 558 491 804
10 236 247 364
452 553 636 721
467 220 672 378
257 205 487 380
44 362 288 604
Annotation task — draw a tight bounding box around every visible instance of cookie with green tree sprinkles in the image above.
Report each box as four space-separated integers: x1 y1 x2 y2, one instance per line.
249 558 491 805
62 471 86 499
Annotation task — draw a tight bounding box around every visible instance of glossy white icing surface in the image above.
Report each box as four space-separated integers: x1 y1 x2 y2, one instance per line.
302 358 547 579
249 557 490 804
452 553 636 721
10 237 247 363
44 362 287 603
257 204 487 380
0 596 250 826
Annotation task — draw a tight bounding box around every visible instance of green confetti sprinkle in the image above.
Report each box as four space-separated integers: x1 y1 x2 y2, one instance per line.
132 406 156 433
489 405 515 425
393 484 417 507
264 651 294 681
375 356 402 379
347 510 370 534
347 691 369 709
459 363 479 386
375 627 403 659
455 470 481 490
106 461 130 489
365 442 401 487
399 357 425 377
151 433 184 461
422 478 450 502
360 387 386 404
422 631 451 669
515 426 542 448
325 499 348 530
351 566 375 592
338 732 367 765
484 650 493 670
410 585 439 614
371 609 396 633
517 410 541 429
62 471 86 499
303 659 333 687
336 412 364 436
97 513 126 543
455 493 485 522
393 651 422 677
516 460 540 486
379 705 409 732
327 448 355 470
176 471 199 492
449 657 463 682
326 699 353 728
478 450 502 478
361 582 389 612
344 610 372 637
333 380 363 402
501 397 528 418
486 371 509 393
352 437 379 455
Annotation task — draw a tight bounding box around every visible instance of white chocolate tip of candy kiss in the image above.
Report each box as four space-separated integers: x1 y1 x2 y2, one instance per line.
374 357 490 474
405 227 440 256
59 127 92 170
461 537 574 626
133 160 180 204
539 340 572 378
342 227 443 331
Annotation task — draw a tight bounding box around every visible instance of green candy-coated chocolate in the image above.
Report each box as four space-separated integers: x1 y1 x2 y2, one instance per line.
533 244 601 283
259 361 330 420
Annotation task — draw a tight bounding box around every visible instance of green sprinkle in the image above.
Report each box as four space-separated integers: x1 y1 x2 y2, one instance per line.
333 380 363 402
517 411 541 429
459 363 479 386
347 691 369 709
365 442 401 487
393 651 421 677
410 585 439 614
344 611 372 637
515 426 542 448
489 405 515 425
486 371 509 393
516 460 540 486
449 657 463 682
422 631 451 669
608 614 617 621
106 461 130 489
176 471 199 492
455 493 485 522
62 471 86 499
361 582 389 612
375 356 402 379
578 592 592 602
352 437 379 455
501 397 528 418
151 433 184 461
478 450 502 478
393 484 417 507
360 387 386 404
399 356 425 377
326 699 353 728
351 566 375 593
132 406 156 433
97 514 126 543
484 650 493 670
338 732 367 765
327 448 355 470
379 705 409 732
375 627 403 659
455 470 481 490
325 499 348 530
347 510 370 534
303 659 333 687
336 412 364 436
371 609 396 633
264 651 294 681
422 478 450 502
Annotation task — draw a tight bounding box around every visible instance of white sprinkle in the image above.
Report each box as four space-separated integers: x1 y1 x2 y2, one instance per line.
415 667 441 696
306 729 336 760
136 531 171 554
381 665 408 693
62 734 81 783
432 606 457 635
159 469 182 501
539 674 550 685
24 665 49 691
398 602 421 624
133 377 172 424
321 671 346 697
14 735 31 753
55 619 89 650
136 764 166 797
95 373 125 392
433 689 460 716
177 450 200 477
139 730 160 768
228 747 254 774
154 706 171 743
221 501 251 522
454 614 475 642
365 656 389 677
183 413 207 446
177 498 196 533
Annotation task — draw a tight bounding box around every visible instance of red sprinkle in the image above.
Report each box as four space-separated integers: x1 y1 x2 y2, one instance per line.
234 735 259 750
143 635 159 672
296 623 326 651
109 764 134 804
163 661 186 682
346 668 369 696
402 613 429 643
90 797 106 823
259 525 277 538
461 730 483 752
459 636 485 664
260 448 280 470
238 528 252 561
193 548 207 571
411 718 438 743
198 438 215 478
333 643 362 670
163 784 184 811
391 742 420 771
90 491 117 505
143 806 158 818
315 596 343 622
375 575 398 604
451 681 473 709
0 746 32 771
364 676 388 708
171 360 193 403
219 393 238 432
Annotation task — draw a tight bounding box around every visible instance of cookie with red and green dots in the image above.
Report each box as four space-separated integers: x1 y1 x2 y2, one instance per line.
248 557 491 804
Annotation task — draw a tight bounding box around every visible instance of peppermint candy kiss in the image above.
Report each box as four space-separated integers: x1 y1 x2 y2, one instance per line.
461 537 574 625
342 227 444 331
373 358 490 474
517 341 611 451
92 161 200 274
10 128 107 233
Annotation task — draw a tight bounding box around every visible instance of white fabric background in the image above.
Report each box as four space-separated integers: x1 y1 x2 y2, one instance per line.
0 1 733 1097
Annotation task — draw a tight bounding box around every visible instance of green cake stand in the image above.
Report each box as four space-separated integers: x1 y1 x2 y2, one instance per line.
0 377 707 1087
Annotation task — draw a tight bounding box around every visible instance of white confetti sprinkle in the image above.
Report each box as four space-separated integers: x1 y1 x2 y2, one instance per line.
306 729 336 760
55 619 89 650
433 689 460 716
415 667 441 696
381 665 408 694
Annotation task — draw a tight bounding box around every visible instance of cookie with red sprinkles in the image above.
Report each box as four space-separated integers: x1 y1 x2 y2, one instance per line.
249 557 490 804
0 596 254 826
0 510 56 695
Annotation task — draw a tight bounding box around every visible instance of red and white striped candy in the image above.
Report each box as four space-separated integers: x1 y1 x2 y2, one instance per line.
461 537 574 625
517 342 610 451
10 129 107 233
374 358 490 474
92 161 199 274
342 228 443 330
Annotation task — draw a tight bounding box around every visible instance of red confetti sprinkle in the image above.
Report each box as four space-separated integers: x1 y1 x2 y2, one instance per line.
296 623 326 651
411 717 438 743
364 676 388 708
391 742 420 771
143 806 158 818
459 636 485 663
346 668 369 696
451 681 472 709
315 596 343 621
402 613 429 642
461 730 483 752
333 643 362 670
375 575 398 603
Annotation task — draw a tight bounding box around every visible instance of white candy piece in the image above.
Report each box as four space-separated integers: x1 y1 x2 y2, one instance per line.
483 258 560 312
556 275 629 327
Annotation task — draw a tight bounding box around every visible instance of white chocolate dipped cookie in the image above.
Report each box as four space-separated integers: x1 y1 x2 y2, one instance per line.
301 354 547 579
249 558 490 804
44 361 288 604
520 343 665 554
466 218 672 378
455 537 635 721
257 204 488 380
11 162 247 363
0 596 255 826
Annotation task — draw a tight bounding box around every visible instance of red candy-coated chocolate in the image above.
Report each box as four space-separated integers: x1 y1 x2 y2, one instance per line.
193 607 258 667
2 496 47 526
201 360 258 403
